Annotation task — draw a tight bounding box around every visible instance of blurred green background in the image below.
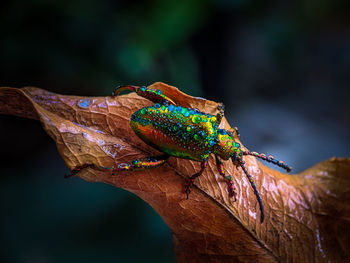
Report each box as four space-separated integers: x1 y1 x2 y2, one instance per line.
1 0 350 262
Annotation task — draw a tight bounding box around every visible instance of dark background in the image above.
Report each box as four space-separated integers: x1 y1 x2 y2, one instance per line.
1 0 350 262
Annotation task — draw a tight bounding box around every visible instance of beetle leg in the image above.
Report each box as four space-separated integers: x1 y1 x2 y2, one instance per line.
215 155 237 201
65 154 170 178
184 159 208 198
113 85 176 106
238 159 265 223
216 103 225 125
64 163 95 178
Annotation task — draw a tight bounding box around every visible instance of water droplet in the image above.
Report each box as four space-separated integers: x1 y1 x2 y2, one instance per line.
192 115 201 124
181 108 189 117
210 116 217 123
168 105 175 112
78 99 91 108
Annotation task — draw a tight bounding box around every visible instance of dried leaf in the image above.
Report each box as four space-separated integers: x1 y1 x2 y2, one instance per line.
1 82 349 262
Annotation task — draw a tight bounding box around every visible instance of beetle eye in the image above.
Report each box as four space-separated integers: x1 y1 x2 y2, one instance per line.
218 129 226 135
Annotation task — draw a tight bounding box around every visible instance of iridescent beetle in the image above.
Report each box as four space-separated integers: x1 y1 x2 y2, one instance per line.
68 85 292 223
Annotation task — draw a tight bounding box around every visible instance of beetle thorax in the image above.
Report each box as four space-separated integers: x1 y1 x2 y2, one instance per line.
213 129 241 160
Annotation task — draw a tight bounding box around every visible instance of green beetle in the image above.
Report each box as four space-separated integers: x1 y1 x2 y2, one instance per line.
68 85 292 223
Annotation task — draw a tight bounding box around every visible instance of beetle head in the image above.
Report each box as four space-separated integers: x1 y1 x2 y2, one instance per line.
214 128 292 172
213 128 242 160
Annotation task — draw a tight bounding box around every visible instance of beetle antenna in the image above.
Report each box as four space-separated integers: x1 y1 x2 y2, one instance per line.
242 151 292 172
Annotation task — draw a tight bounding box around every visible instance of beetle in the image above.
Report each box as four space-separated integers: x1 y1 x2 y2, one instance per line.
68 85 292 223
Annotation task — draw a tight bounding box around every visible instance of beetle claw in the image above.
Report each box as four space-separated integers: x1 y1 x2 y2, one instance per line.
65 163 94 178
217 103 225 112
227 180 237 202
184 178 194 199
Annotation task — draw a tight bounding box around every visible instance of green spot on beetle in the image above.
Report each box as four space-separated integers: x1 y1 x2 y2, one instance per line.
192 115 201 124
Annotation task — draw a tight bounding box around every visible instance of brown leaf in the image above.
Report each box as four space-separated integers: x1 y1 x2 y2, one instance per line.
1 82 349 262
